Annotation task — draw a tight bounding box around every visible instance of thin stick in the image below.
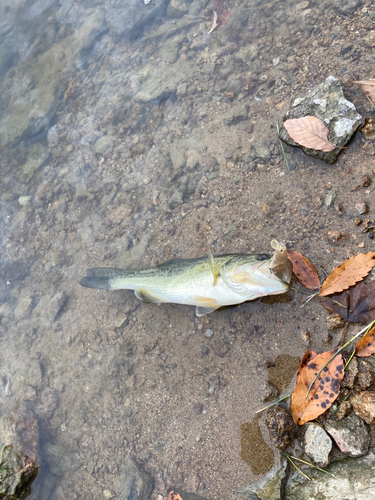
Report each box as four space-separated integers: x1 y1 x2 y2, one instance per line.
255 393 291 414
300 293 319 307
306 320 375 400
288 455 337 478
276 122 290 174
344 349 355 370
284 454 311 481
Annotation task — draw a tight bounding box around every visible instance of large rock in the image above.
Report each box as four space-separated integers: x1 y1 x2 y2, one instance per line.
279 76 363 163
301 422 332 466
324 414 370 457
0 412 39 500
135 59 197 103
265 405 296 450
285 452 375 499
235 457 289 500
120 455 153 500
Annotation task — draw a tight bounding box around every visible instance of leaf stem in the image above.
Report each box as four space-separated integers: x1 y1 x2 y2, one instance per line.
286 454 337 478
284 453 311 481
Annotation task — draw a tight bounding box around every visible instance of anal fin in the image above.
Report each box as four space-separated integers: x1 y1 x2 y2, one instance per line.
193 296 219 317
135 288 163 304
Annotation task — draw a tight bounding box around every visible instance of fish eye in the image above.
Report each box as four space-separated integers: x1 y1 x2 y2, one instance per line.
257 254 269 261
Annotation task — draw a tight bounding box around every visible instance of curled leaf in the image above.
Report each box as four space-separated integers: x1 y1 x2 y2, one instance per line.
290 348 344 425
284 116 337 152
319 252 375 296
208 0 230 34
287 250 320 290
356 326 375 357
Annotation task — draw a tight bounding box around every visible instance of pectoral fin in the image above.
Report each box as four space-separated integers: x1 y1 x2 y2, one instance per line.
192 296 219 317
208 249 220 286
135 288 163 304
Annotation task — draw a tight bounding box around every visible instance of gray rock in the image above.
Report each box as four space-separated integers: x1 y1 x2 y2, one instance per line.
167 0 190 18
223 104 249 125
302 422 332 466
120 455 153 500
252 141 271 160
159 34 185 63
335 0 361 15
135 59 197 102
93 135 114 155
104 0 168 38
169 189 184 209
325 414 370 457
279 76 363 163
285 452 375 500
235 456 289 500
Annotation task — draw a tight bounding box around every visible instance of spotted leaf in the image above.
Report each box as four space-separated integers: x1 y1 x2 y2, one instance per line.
168 491 184 500
356 326 375 357
290 348 344 425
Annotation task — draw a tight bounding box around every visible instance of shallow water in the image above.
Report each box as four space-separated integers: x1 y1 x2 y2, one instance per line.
0 0 374 498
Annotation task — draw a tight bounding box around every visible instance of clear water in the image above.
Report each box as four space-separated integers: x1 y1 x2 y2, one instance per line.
0 0 373 498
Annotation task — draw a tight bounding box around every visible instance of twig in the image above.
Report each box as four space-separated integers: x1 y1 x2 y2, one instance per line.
300 293 319 308
284 453 311 481
287 454 337 478
255 393 291 414
276 122 290 174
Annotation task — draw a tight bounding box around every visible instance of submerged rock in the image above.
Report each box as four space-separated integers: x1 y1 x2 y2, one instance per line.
279 76 363 163
0 413 39 500
120 455 153 500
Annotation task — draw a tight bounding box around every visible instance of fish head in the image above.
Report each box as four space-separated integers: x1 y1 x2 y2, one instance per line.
223 253 292 299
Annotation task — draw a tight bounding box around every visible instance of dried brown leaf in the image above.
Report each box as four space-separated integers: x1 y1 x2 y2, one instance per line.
350 79 375 105
287 250 320 290
321 281 375 325
168 491 184 500
290 348 344 425
284 116 337 152
356 326 375 357
319 252 375 296
208 0 230 33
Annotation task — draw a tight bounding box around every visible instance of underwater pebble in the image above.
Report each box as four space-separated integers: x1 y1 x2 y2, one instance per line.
205 329 214 338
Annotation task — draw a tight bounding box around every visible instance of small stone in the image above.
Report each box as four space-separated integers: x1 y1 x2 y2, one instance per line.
362 176 371 187
354 218 363 226
358 371 374 390
302 422 332 466
120 456 153 500
272 57 280 66
336 400 352 420
351 391 375 424
325 414 370 457
325 314 346 329
103 490 113 499
343 357 358 389
205 329 214 338
301 329 310 342
192 403 203 415
357 242 365 248
355 202 368 215
265 405 296 450
327 230 342 242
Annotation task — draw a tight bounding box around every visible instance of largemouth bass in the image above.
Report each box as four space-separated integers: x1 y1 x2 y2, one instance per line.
80 240 292 317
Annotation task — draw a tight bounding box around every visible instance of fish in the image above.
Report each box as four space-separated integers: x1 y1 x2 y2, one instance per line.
79 240 292 317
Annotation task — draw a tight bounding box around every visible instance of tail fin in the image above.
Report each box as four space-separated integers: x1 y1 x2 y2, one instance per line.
79 268 122 290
